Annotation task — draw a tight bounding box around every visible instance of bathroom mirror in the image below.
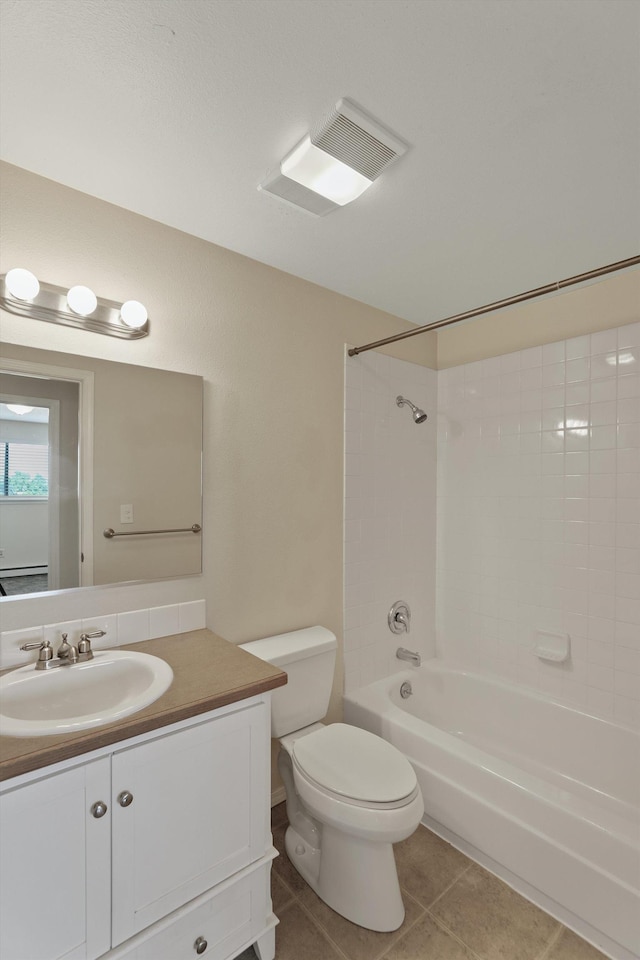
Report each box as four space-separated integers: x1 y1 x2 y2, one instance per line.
0 343 203 598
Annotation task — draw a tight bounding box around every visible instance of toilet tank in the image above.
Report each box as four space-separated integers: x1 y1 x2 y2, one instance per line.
240 627 337 737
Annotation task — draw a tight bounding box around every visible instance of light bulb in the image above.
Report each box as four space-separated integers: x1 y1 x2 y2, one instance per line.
6 404 34 416
67 285 97 316
120 300 148 329
5 268 40 301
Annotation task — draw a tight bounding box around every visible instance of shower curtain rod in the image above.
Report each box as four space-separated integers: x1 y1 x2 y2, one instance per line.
347 255 640 357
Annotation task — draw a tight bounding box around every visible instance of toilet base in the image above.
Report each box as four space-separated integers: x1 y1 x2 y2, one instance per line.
285 822 405 931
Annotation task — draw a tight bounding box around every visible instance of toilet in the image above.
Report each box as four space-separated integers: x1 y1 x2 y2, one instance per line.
240 626 424 931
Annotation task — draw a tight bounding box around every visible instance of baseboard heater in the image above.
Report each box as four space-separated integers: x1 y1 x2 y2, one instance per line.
0 565 48 577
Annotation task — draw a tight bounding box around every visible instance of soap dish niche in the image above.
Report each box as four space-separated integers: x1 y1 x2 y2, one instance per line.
534 630 570 663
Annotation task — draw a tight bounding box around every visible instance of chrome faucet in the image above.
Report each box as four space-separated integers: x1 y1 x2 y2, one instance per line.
396 647 421 666
21 630 106 671
57 634 79 663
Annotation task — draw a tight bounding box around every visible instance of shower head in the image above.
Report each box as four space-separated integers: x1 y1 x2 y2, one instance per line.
396 395 428 424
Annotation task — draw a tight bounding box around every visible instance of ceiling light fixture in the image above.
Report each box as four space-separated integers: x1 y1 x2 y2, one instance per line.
280 136 373 206
260 98 408 216
1 270 149 339
6 404 34 416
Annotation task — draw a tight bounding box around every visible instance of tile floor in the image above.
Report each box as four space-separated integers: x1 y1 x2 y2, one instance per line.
238 802 609 960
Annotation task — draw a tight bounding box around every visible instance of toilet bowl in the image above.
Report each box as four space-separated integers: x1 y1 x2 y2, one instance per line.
240 628 424 931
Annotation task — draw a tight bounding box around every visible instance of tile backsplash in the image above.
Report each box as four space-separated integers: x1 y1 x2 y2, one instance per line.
0 600 206 669
436 322 640 727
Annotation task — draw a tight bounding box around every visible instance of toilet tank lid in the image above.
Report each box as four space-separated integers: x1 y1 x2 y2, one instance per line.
240 626 337 667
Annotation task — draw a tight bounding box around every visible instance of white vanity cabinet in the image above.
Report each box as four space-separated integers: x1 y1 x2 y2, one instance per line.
0 695 276 960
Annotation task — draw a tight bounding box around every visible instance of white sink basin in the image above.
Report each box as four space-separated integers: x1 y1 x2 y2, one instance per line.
0 650 174 737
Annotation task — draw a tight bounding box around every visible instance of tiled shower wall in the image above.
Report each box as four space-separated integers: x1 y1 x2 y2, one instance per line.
437 322 640 727
343 351 437 693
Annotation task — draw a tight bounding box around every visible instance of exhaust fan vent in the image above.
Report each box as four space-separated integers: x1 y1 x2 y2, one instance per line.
312 99 406 181
259 97 408 215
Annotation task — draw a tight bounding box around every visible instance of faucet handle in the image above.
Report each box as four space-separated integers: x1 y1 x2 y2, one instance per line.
388 601 411 635
20 639 53 662
78 630 106 658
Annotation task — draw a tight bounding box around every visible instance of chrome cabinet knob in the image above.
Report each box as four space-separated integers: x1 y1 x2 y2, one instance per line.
117 791 134 807
91 801 108 818
194 936 208 954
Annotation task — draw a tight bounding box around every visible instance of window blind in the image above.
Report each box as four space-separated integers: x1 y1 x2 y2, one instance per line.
0 441 49 496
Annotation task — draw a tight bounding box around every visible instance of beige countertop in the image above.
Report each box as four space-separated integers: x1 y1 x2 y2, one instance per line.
0 629 287 782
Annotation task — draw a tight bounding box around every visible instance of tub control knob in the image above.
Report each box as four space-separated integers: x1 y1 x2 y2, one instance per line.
295 844 305 855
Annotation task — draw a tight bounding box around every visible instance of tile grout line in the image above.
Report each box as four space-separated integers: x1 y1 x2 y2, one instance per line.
271 866 298 906
420 865 566 960
289 886 432 960
275 868 430 960
535 923 565 960
285 895 353 960
374 897 430 960
421 908 488 960
420 861 474 913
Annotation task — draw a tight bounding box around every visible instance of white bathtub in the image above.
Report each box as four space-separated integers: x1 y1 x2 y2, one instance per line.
343 661 640 960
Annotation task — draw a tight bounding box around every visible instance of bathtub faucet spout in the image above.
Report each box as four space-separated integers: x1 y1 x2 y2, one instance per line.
396 647 421 666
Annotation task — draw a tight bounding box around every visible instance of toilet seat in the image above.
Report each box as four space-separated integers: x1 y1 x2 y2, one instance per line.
293 757 421 810
291 723 417 805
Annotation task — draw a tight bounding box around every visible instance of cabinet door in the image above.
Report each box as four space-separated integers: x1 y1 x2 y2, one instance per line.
111 701 269 945
0 757 111 960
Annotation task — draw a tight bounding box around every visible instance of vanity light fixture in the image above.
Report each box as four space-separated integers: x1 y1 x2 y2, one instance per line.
5 267 40 301
259 98 408 216
0 270 149 339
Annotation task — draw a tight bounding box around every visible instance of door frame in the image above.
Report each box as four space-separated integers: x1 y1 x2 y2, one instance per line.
0 358 95 587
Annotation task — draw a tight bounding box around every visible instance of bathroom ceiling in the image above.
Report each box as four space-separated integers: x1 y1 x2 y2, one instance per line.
1 0 638 327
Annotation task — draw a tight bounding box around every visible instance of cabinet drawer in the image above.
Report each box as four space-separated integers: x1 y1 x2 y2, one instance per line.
113 862 271 960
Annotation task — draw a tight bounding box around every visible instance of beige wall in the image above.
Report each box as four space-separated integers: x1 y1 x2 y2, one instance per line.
437 270 640 368
0 161 437 735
